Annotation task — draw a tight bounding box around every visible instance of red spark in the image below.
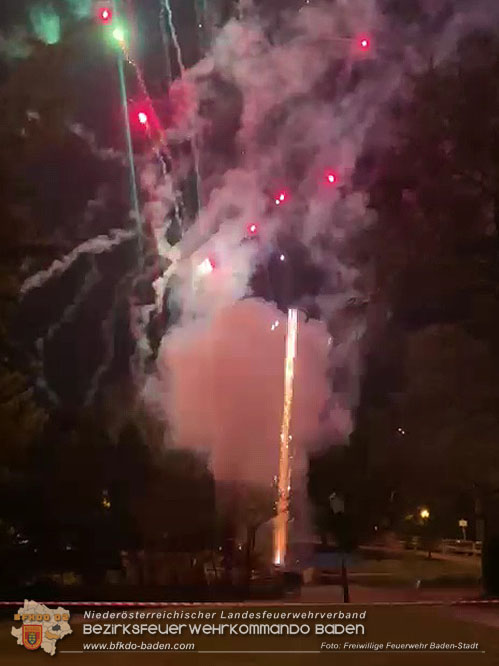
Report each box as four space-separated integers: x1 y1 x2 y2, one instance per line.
325 170 338 185
359 36 370 51
98 7 113 23
274 190 289 205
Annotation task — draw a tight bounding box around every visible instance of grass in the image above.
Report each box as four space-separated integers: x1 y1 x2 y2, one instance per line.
349 554 481 587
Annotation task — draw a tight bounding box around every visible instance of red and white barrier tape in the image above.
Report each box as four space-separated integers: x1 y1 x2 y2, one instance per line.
1 600 499 607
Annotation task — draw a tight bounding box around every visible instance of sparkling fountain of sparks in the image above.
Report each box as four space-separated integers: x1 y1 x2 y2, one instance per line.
273 307 298 568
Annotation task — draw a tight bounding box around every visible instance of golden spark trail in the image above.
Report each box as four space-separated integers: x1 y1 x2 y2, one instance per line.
273 308 298 567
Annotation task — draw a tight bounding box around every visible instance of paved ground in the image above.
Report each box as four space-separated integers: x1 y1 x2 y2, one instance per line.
300 583 481 604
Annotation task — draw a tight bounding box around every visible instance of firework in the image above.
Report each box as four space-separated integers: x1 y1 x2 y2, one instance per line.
273 307 298 567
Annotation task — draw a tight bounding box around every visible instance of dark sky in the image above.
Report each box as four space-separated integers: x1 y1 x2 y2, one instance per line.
0 1 210 408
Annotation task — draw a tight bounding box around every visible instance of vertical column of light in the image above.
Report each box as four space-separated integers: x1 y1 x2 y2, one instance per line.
273 307 299 567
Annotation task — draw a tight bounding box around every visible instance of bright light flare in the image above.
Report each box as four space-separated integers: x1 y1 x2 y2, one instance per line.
274 190 288 206
273 308 299 567
197 258 214 277
325 170 338 185
112 26 126 43
99 7 113 23
420 508 430 520
247 223 258 235
138 112 148 125
359 36 371 51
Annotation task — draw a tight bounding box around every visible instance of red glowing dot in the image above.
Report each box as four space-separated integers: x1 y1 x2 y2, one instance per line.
359 37 370 50
326 171 337 185
274 190 288 205
138 112 148 125
248 223 258 234
99 7 112 23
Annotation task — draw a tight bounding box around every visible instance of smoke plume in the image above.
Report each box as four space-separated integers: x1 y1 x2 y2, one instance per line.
144 0 496 488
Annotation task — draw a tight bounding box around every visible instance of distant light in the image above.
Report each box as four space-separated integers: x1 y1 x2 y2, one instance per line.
279 254 285 262
248 223 258 235
420 508 430 520
326 170 337 185
275 199 281 206
138 112 148 125
271 320 280 331
112 27 126 43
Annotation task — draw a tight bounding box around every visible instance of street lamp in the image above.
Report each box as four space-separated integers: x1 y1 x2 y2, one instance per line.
420 508 430 520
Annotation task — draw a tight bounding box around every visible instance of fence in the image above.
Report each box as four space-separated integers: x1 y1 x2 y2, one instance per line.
403 537 482 556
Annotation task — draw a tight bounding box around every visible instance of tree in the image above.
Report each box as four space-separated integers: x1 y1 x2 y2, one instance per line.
355 29 499 592
216 481 275 582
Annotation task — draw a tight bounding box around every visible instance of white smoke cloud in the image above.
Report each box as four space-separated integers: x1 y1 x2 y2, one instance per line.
157 299 335 483
143 0 497 487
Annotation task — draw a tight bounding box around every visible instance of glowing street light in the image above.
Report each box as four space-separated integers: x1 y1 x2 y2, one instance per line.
420 508 430 520
138 111 148 125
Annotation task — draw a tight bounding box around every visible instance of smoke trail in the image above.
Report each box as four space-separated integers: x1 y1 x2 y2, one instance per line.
163 0 185 74
0 28 32 60
162 0 203 208
64 0 92 20
21 229 135 295
85 269 136 406
44 258 101 342
159 1 173 84
35 338 60 405
70 124 126 164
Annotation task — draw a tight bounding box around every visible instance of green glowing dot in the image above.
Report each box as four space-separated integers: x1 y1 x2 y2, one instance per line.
112 27 126 44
